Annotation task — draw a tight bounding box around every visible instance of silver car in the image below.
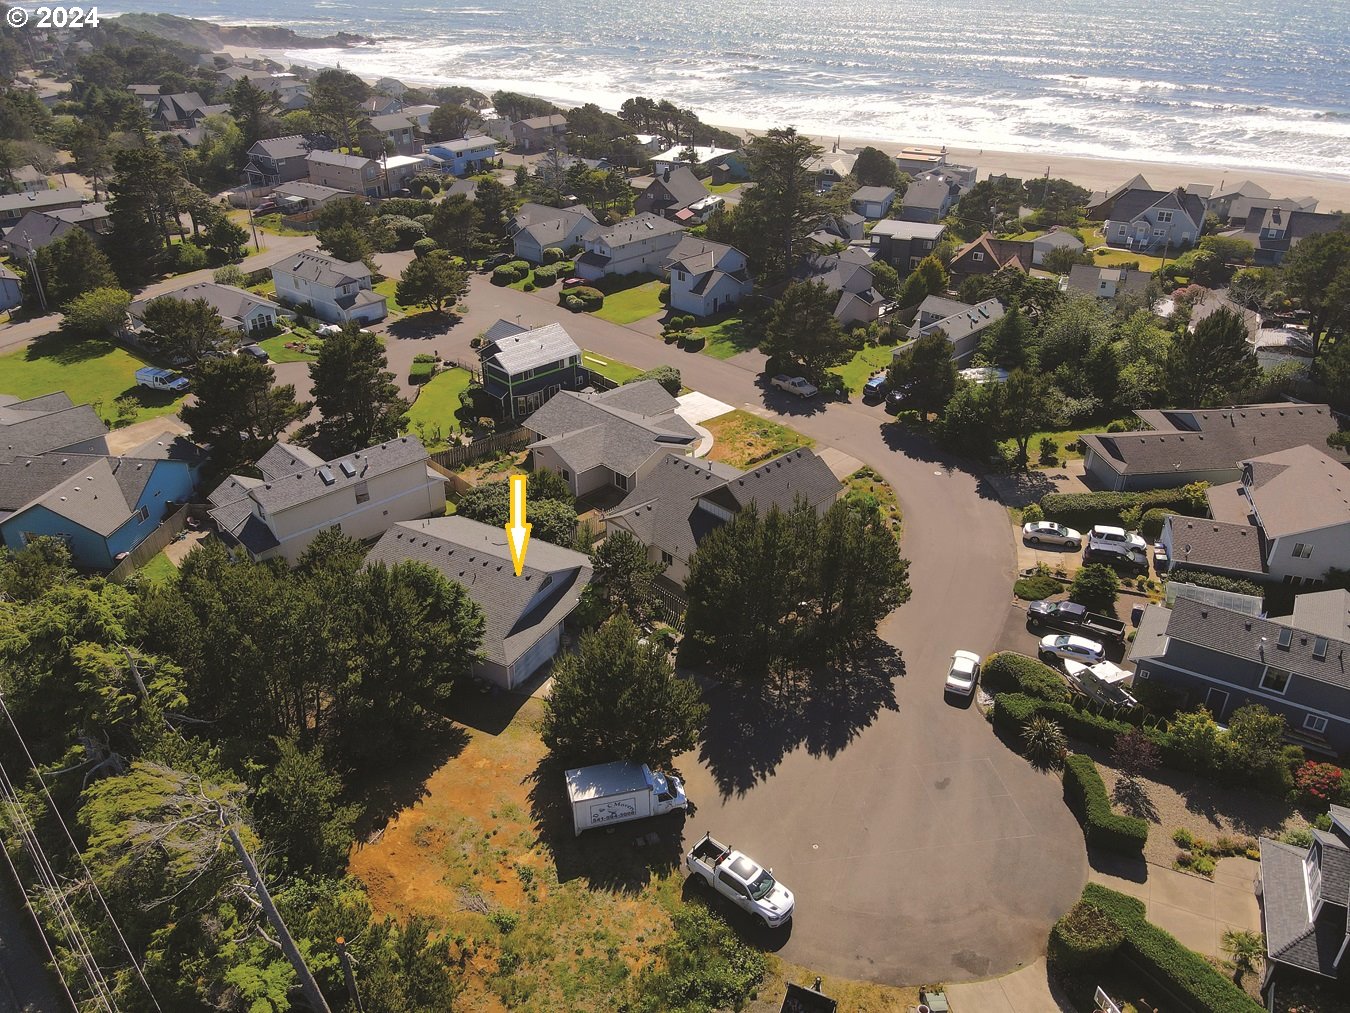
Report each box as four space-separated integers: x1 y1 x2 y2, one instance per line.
1039 634 1106 665
1022 521 1083 549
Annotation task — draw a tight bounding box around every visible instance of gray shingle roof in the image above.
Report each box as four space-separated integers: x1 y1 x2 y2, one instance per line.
1064 264 1150 297
1287 590 1350 642
524 381 696 476
1080 403 1345 480
480 322 579 377
902 176 952 212
698 448 842 514
1163 597 1350 691
851 186 895 203
1242 444 1350 538
908 297 1004 343
126 431 207 466
1164 516 1265 575
29 456 157 536
0 452 105 512
0 188 84 215
0 401 107 462
513 205 597 247
250 134 313 159
1313 829 1350 907
665 235 747 278
366 516 591 668
273 181 352 202
129 283 281 332
256 442 325 481
274 250 370 287
482 319 528 344
1260 837 1347 976
587 212 685 246
306 149 376 170
869 220 945 241
251 436 429 512
644 166 709 211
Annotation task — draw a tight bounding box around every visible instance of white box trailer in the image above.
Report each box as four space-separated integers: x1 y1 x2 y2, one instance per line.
564 761 687 836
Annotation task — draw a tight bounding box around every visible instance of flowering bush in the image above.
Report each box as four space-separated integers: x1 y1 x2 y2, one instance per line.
1295 761 1344 806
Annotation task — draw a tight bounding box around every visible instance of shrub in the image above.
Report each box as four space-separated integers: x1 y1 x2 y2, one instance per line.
1296 761 1344 808
1069 563 1118 614
380 198 433 219
681 335 706 352
213 264 247 286
1039 487 1209 530
413 237 439 258
1022 716 1068 770
1020 502 1044 523
983 653 1071 702
1062 754 1148 855
505 259 531 273
563 295 584 311
1281 827 1314 848
492 265 523 284
168 240 209 272
562 286 604 311
409 361 436 384
1173 827 1194 848
412 353 438 364
1048 900 1124 971
993 693 1140 749
630 902 766 1013
1038 436 1059 466
523 281 536 292
1013 572 1061 601
542 247 564 264
659 283 671 305
1139 507 1171 541
629 365 681 396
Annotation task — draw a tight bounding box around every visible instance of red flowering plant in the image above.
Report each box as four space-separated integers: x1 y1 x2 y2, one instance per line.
1295 761 1344 808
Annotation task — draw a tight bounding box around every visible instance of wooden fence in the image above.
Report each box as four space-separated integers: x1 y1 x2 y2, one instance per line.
107 504 191 583
428 427 531 471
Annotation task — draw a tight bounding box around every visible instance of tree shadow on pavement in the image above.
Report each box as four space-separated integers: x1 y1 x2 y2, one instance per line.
696 634 904 799
879 419 1006 503
385 310 459 340
524 755 686 895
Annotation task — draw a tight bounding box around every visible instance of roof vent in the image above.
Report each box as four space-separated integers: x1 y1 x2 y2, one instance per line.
1314 637 1328 660
339 460 357 478
318 466 336 485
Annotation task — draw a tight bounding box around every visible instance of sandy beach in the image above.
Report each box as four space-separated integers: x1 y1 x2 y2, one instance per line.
238 45 1350 210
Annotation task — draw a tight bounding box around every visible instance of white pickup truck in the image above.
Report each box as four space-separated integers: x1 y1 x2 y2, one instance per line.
771 374 818 398
686 831 794 928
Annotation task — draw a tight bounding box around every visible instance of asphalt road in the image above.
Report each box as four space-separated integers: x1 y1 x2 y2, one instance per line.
423 278 1089 985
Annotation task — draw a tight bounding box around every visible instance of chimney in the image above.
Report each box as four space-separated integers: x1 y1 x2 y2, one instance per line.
663 166 671 183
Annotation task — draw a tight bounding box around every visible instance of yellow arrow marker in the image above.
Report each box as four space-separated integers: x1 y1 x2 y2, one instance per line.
505 473 532 576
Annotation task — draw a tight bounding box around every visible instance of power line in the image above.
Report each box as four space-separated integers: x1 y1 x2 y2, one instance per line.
0 695 163 1012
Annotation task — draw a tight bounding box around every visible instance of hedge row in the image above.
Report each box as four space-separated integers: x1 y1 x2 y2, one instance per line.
408 361 436 384
1047 898 1123 971
992 692 1140 749
1062 754 1147 855
983 652 1072 703
1071 884 1262 1013
560 286 604 311
1039 488 1204 529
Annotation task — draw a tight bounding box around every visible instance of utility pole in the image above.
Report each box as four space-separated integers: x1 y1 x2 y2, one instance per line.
225 824 333 1013
336 937 366 1012
24 234 47 313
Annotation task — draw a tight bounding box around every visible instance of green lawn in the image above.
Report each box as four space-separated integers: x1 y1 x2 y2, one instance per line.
704 409 813 469
250 213 311 237
404 367 472 450
830 341 902 394
0 332 186 426
136 551 179 586
694 315 758 360
1001 229 1047 242
372 277 420 316
581 351 643 385
1000 417 1135 467
591 281 665 325
704 180 741 195
1081 226 1166 272
258 329 325 363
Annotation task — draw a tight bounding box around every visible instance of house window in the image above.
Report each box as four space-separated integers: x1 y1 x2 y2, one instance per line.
971 251 984 262
560 469 570 482
614 473 629 490
1292 542 1313 559
1305 714 1329 734
1156 210 1173 223
354 481 370 504
1261 667 1291 695
1152 228 1166 237
661 550 674 566
677 271 685 281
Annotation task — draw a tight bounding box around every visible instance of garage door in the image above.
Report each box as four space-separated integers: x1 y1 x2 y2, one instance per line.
509 623 562 689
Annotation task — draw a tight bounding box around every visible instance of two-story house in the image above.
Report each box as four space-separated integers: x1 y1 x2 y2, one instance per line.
1132 589 1350 752
244 135 321 189
900 296 1006 362
635 166 711 221
270 250 387 326
367 516 592 689
1097 182 1205 252
573 213 687 281
423 135 498 176
1240 206 1344 266
946 233 1034 283
791 248 885 326
663 236 753 318
1207 179 1317 227
605 448 843 588
364 112 420 156
1080 402 1345 492
1 203 109 258
868 220 946 272
524 380 698 496
512 114 567 153
1061 264 1149 300
850 186 897 220
479 320 587 418
207 436 444 563
306 150 386 198
0 188 85 227
510 203 599 263
805 150 858 190
898 176 957 223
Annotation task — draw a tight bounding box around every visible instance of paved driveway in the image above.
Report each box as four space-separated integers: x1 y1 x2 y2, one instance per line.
425 279 1088 984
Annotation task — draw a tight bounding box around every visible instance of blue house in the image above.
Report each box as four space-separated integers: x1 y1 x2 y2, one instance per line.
0 396 204 570
424 135 498 177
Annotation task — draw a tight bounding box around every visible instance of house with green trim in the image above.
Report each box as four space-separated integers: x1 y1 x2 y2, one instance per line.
478 320 587 419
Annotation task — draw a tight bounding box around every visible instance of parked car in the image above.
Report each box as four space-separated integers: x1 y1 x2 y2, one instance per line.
1038 633 1106 666
1088 525 1147 551
1025 600 1125 642
772 374 818 398
562 276 585 288
1083 541 1149 572
1022 521 1082 549
239 344 269 362
686 832 794 929
862 374 888 401
945 650 982 696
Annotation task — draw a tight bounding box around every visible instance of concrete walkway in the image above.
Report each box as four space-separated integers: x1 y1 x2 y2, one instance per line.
674 390 734 458
945 958 1075 1013
1089 855 1261 958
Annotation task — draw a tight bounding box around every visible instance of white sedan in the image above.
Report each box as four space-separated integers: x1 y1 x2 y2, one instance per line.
1022 521 1083 548
945 650 982 695
1039 634 1106 665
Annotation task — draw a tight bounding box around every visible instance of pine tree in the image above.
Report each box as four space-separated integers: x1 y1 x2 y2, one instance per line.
300 325 409 455
31 228 117 308
1166 306 1261 406
181 355 310 473
396 250 468 313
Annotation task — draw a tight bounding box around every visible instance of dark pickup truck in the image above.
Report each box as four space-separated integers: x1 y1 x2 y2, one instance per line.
1026 600 1126 642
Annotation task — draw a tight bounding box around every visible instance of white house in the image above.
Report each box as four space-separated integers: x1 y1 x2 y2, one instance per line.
574 213 686 281
127 282 283 337
207 437 445 563
271 250 387 326
902 295 1006 362
850 186 897 219
367 516 592 689
510 203 598 263
650 145 737 177
663 236 752 318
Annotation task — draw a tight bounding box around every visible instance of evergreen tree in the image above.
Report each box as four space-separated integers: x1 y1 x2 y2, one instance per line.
139 296 238 365
731 126 827 280
589 530 666 622
1166 306 1261 406
888 330 956 418
396 250 468 313
852 145 899 188
226 77 279 148
984 300 1034 368
255 737 358 876
474 176 513 246
32 228 117 308
428 103 480 140
106 145 183 285
998 369 1054 469
762 281 851 375
894 253 947 308
300 325 409 454
541 613 706 767
1282 228 1350 364
309 68 371 151
427 194 479 256
180 355 310 473
936 381 1001 460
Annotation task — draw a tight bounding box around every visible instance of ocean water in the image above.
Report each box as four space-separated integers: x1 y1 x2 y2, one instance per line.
112 0 1350 176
